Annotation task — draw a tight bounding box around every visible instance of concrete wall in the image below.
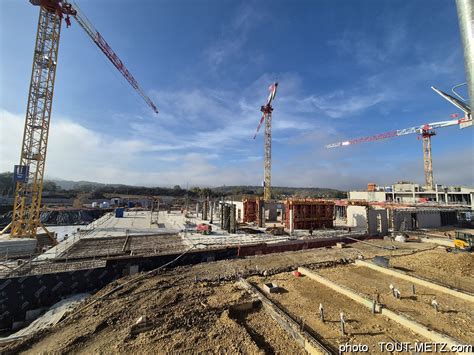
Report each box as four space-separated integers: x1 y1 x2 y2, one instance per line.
346 205 367 229
393 211 412 230
223 201 244 223
417 211 441 228
234 201 244 223
393 183 419 192
349 188 474 207
393 194 416 204
348 191 386 202
263 201 280 222
392 210 442 231
367 209 388 236
348 206 389 236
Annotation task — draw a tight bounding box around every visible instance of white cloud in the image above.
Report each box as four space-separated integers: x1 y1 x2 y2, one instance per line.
292 90 388 119
327 23 408 67
1 108 472 190
0 110 207 184
2 66 471 190
206 3 264 68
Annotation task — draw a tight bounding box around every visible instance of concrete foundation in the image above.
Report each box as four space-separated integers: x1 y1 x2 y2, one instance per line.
238 278 331 355
355 260 474 302
298 267 466 349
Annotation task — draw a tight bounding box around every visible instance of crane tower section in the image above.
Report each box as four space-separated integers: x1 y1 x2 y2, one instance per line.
253 82 278 201
263 103 273 201
8 0 159 240
421 128 436 190
11 4 71 238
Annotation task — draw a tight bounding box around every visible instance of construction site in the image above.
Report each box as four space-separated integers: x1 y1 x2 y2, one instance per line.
0 0 473 354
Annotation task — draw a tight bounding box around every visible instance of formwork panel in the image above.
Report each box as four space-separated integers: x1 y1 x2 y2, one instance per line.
243 198 258 223
285 199 334 230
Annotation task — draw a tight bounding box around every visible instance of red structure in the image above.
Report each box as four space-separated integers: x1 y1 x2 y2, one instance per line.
285 199 334 230
243 197 259 223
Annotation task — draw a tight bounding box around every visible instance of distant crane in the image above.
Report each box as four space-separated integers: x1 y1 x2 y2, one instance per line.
7 0 159 240
326 87 472 190
253 82 278 201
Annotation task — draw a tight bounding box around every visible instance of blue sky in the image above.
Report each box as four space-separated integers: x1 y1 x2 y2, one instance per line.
0 0 472 190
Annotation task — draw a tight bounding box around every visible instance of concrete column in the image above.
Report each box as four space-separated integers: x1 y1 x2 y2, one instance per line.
203 198 208 220
220 203 224 227
209 200 214 224
289 208 294 234
257 201 264 228
229 204 236 233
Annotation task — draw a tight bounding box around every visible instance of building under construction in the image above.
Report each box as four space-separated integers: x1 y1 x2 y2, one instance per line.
1 0 473 353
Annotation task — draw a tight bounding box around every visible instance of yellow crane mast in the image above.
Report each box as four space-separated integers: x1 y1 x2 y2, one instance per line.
253 82 278 201
8 0 159 239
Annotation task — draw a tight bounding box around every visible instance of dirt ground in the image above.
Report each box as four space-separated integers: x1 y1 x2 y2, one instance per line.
317 264 474 344
388 247 474 292
0 240 461 354
5 280 295 354
249 273 428 353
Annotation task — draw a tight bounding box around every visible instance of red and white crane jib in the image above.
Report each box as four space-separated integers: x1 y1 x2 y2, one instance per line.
70 1 159 114
266 82 278 106
253 114 265 139
253 82 278 139
325 116 473 149
32 0 159 114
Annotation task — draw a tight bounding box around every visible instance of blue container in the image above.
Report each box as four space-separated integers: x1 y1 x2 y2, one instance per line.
115 207 125 218
128 201 134 208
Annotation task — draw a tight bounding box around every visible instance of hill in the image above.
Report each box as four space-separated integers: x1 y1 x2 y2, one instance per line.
0 172 346 200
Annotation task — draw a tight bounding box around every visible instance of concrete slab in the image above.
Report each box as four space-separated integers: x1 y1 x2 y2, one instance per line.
30 209 369 263
0 238 36 258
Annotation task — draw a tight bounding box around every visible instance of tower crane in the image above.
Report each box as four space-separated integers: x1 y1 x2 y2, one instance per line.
325 87 472 190
7 0 159 240
253 82 278 201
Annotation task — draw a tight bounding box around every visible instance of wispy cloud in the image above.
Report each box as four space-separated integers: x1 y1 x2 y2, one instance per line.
291 90 388 119
2 92 471 189
327 22 407 68
206 3 264 67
